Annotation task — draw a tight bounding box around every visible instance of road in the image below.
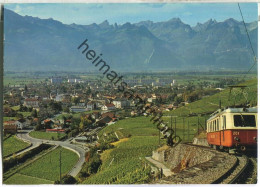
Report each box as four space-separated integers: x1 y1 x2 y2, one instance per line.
16 130 87 177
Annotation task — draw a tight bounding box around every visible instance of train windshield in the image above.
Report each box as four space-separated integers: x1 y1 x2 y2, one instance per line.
233 115 256 127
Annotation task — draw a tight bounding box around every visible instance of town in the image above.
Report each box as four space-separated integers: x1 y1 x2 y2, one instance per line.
3 71 257 184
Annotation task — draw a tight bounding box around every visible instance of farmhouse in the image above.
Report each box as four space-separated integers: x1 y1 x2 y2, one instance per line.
101 103 116 111
3 124 17 135
112 99 130 109
24 98 39 108
4 119 26 130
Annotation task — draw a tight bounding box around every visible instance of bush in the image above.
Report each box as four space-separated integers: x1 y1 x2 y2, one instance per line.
55 174 77 184
3 144 52 172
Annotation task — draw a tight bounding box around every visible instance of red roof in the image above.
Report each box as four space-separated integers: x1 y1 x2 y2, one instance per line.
4 120 16 124
46 129 65 132
4 124 17 130
105 103 115 107
101 112 115 119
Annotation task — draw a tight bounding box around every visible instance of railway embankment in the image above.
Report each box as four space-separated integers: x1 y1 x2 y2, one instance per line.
150 143 237 184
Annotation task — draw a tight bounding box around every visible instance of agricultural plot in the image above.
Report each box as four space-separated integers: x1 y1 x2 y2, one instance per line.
164 79 257 117
29 131 67 141
4 173 53 184
83 136 158 184
18 147 78 182
98 116 158 140
161 79 257 141
3 135 30 157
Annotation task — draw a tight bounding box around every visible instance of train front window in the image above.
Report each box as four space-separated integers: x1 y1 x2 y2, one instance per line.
233 115 256 127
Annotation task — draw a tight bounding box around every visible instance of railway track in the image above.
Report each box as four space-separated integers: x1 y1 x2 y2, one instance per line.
211 152 258 184
184 143 257 184
211 154 248 184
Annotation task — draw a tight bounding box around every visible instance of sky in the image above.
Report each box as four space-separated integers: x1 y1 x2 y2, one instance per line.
5 3 258 26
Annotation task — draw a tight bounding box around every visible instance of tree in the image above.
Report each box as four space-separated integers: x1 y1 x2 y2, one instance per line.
31 109 38 118
54 175 77 184
16 113 24 119
34 124 42 131
24 84 28 92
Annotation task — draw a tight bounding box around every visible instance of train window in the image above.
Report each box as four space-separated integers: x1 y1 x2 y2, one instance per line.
223 115 226 129
233 115 256 127
214 120 216 131
217 119 219 131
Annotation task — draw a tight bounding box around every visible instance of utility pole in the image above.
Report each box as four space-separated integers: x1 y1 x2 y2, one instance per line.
182 117 185 142
188 120 190 142
171 115 172 130
197 116 199 135
158 129 160 146
174 117 176 139
59 149 62 184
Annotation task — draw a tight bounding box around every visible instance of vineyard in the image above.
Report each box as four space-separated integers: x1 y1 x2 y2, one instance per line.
4 173 53 184
17 147 78 182
81 78 257 184
3 135 30 157
83 136 158 184
164 79 257 117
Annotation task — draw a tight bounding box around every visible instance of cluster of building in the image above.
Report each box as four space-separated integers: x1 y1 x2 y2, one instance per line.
124 78 176 86
50 77 176 87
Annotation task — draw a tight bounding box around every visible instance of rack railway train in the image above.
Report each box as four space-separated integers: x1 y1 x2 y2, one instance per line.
207 107 257 151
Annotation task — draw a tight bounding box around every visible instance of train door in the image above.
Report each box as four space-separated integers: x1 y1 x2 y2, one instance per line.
222 115 226 146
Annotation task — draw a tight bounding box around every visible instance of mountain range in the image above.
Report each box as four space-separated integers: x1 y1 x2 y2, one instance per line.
4 8 258 72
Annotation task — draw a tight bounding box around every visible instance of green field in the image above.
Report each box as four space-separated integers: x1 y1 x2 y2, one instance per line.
98 116 159 139
3 135 30 157
82 117 162 184
82 78 257 184
11 147 79 183
29 131 67 141
4 173 54 184
162 79 257 137
164 79 257 117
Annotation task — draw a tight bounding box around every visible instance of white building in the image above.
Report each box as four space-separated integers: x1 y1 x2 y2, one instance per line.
112 100 130 109
101 103 116 111
24 98 39 108
70 106 87 112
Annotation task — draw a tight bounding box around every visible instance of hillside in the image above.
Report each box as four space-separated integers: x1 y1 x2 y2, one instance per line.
164 78 257 117
81 78 257 184
4 9 257 72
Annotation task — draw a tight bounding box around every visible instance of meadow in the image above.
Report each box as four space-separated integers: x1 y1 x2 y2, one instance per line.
4 173 54 184
16 147 78 182
29 131 67 141
3 135 30 157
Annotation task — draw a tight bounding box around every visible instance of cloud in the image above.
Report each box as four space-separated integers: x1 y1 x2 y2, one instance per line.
141 3 166 8
183 12 192 16
13 5 22 13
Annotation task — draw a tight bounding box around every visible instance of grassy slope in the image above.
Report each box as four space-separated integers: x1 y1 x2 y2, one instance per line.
29 131 67 141
161 79 257 140
3 135 30 157
164 78 257 117
83 117 161 184
82 79 257 184
4 173 53 184
18 147 78 182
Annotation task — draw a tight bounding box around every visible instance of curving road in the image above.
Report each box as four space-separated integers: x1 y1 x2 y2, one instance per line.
16 130 87 177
